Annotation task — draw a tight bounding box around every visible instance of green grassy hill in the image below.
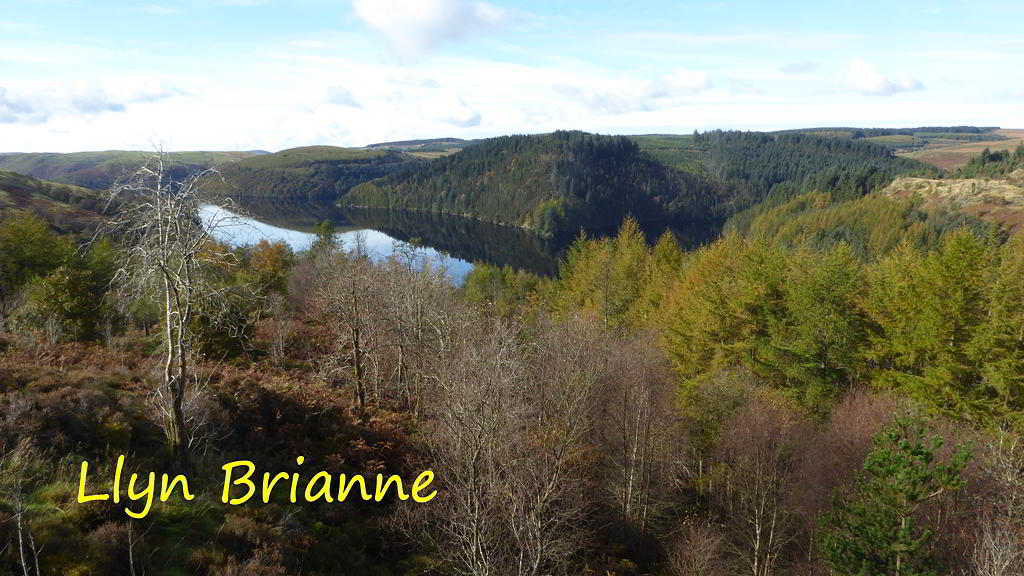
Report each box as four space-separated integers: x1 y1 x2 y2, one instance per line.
204 145 419 200
0 150 258 190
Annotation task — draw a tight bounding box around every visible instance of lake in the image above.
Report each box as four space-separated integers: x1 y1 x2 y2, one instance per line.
201 197 724 284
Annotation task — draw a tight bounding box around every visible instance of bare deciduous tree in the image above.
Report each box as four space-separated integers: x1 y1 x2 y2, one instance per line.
310 239 459 414
314 251 380 411
592 330 679 536
405 316 597 576
713 395 809 576
103 152 237 469
668 520 731 576
377 244 454 414
968 432 1024 576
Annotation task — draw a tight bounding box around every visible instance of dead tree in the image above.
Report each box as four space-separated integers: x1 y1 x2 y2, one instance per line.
103 152 237 470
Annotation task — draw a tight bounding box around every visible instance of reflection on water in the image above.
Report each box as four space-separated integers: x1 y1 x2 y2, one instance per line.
200 203 474 283
202 197 724 282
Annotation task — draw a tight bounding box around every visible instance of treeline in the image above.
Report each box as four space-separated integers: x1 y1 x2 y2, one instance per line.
2 206 1022 575
206 146 418 200
780 126 1000 137
0 212 116 338
956 144 1024 179
520 214 1024 573
348 130 728 237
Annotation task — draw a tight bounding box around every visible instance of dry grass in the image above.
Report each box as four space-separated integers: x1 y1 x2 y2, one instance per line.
898 129 1024 170
883 173 1024 232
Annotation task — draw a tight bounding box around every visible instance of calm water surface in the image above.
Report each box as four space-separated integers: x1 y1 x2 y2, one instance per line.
201 197 723 284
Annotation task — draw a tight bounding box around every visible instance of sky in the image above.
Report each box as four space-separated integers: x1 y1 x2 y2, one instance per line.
1 0 1023 152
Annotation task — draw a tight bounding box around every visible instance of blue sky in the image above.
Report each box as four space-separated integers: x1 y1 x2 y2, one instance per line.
2 0 1022 152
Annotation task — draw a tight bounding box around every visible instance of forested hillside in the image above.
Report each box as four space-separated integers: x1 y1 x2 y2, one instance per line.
205 145 419 199
348 130 938 237
775 125 1005 151
0 150 256 190
695 130 939 206
348 130 728 236
725 190 993 258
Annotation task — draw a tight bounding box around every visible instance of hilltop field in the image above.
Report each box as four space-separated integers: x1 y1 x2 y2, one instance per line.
897 128 1024 169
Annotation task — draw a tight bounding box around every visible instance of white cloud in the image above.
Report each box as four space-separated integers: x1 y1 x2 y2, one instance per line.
0 20 33 31
429 95 481 127
560 68 712 114
0 88 38 124
2 30 1022 153
844 58 923 96
387 73 441 89
351 0 517 56
660 68 712 94
0 80 183 125
327 86 362 107
614 31 857 51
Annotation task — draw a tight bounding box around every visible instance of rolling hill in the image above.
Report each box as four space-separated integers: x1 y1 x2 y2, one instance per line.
203 145 420 200
0 170 105 235
761 126 1022 170
0 150 259 190
0 127 957 239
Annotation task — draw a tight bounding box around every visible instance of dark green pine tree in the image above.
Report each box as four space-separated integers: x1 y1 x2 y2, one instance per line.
820 415 970 576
